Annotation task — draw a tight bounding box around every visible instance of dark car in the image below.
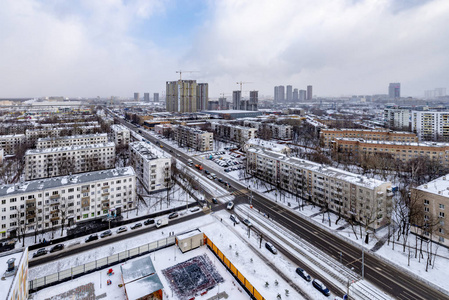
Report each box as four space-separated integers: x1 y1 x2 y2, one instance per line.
295 267 311 282
130 223 142 230
49 244 64 253
205 170 210 175
218 178 223 183
212 198 218 204
168 212 179 219
265 242 278 254
33 248 48 258
100 230 112 238
85 234 99 243
144 219 155 226
312 279 330 296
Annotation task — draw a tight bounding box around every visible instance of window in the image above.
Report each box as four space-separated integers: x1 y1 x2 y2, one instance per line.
440 204 445 210
440 212 445 218
424 207 429 212
424 200 429 205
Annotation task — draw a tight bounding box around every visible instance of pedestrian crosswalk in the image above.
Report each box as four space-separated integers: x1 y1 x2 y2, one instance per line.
231 189 249 197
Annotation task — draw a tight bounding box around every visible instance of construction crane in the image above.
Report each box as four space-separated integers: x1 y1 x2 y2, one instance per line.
236 81 253 93
176 70 199 81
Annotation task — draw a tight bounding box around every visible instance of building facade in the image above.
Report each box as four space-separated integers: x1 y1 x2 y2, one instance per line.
243 121 292 140
25 142 116 180
320 128 418 148
172 125 213 151
247 146 393 229
210 122 257 145
196 83 209 111
166 80 207 113
111 124 131 147
411 176 449 247
0 134 26 155
130 142 171 192
388 83 401 99
307 85 313 100
331 138 449 167
384 107 411 130
411 111 449 141
286 85 293 102
0 167 136 239
25 125 101 143
36 133 108 149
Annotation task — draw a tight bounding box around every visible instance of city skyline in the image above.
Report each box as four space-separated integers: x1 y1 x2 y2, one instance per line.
1 0 448 98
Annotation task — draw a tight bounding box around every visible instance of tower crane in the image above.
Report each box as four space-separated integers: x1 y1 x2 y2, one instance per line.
176 70 199 81
236 81 253 93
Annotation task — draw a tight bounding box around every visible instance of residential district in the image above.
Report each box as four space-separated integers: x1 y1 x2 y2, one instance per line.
1 82 449 300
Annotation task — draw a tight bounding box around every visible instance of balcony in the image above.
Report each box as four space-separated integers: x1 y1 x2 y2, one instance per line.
50 194 60 200
102 192 110 197
26 213 36 220
26 198 36 204
101 199 110 204
50 217 60 221
50 209 59 214
50 200 60 206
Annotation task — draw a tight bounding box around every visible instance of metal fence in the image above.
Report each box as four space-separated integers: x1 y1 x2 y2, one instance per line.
29 236 176 292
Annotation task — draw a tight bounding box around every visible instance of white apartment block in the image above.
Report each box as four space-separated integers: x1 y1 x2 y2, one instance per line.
111 124 131 147
25 142 116 180
411 111 449 141
243 120 293 139
0 134 26 155
130 142 171 192
210 122 257 145
0 148 3 165
411 175 449 247
0 167 136 239
247 146 393 229
36 133 108 149
172 125 213 152
25 125 101 142
384 108 411 130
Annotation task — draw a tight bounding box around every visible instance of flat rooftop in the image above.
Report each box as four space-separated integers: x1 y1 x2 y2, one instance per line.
26 142 115 155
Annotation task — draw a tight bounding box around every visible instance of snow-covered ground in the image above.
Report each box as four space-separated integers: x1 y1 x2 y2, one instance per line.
27 214 317 300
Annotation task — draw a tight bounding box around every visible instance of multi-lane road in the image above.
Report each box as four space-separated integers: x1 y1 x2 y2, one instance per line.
111 112 449 299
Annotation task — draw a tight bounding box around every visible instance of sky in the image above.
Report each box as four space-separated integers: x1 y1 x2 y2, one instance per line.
1 0 448 99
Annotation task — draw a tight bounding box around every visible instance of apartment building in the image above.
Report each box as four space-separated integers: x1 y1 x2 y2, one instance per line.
243 120 293 140
172 125 213 152
111 124 131 147
411 176 449 247
210 122 257 145
25 125 101 143
384 107 411 130
130 142 171 192
246 146 393 229
320 128 418 148
0 167 136 239
36 133 108 149
25 142 115 180
332 138 449 167
411 111 449 141
0 134 26 155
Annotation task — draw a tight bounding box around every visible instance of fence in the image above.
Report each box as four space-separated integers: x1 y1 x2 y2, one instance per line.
29 236 176 292
205 235 265 300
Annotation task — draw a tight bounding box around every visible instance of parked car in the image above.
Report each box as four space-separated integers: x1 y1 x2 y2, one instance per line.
169 212 179 219
218 178 223 183
33 248 48 258
100 230 112 238
85 234 99 243
295 267 311 282
312 279 331 296
265 242 278 254
242 219 252 227
205 170 210 175
116 226 127 234
230 214 240 224
130 223 142 230
144 219 155 226
227 201 234 210
212 198 218 204
49 244 64 253
190 207 200 212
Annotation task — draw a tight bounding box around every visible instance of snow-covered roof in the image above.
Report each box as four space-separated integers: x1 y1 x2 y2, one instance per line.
124 273 163 299
322 128 414 135
415 175 449 197
26 142 115 155
248 146 388 189
0 167 135 197
177 229 202 240
121 256 156 284
37 133 107 142
334 138 449 148
246 138 289 153
111 124 129 132
130 141 169 160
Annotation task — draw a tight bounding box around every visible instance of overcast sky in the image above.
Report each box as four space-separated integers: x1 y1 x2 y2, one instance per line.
1 0 448 99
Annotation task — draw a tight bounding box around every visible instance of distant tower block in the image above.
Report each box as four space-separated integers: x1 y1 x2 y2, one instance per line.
134 92 140 101
153 93 159 102
307 85 313 100
144 93 150 102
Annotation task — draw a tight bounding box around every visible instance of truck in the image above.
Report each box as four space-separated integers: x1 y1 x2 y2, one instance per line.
195 164 203 171
155 218 169 228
